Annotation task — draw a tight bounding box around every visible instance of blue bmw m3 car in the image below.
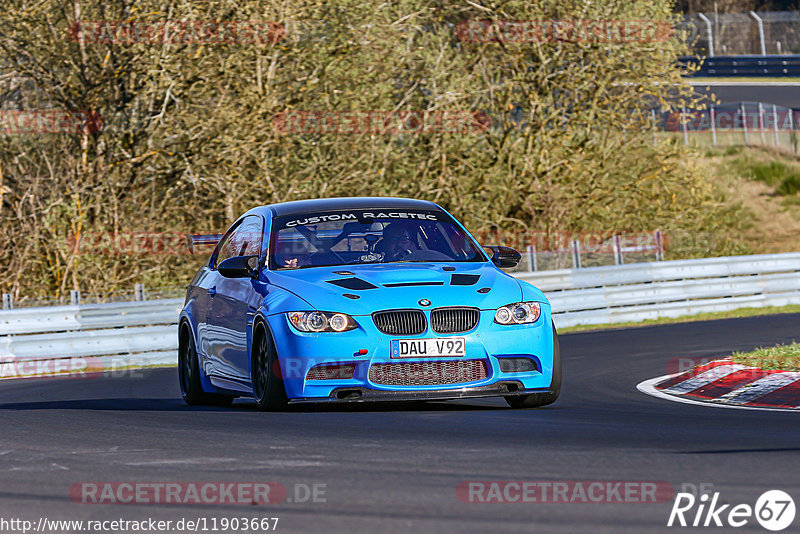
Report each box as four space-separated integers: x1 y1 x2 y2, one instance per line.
179 197 560 410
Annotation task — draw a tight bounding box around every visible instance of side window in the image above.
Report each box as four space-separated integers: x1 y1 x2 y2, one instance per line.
214 216 263 268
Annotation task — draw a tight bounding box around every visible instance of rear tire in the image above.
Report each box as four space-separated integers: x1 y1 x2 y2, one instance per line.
178 324 234 407
505 321 561 409
252 324 288 411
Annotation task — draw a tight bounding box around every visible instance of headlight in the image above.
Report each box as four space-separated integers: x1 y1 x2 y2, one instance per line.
494 302 541 325
287 311 358 332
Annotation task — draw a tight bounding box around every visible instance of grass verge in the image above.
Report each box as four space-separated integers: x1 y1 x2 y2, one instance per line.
559 304 800 334
731 342 800 371
698 146 800 253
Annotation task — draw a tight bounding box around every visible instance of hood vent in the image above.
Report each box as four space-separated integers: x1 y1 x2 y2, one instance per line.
450 274 480 286
325 277 378 290
382 281 444 288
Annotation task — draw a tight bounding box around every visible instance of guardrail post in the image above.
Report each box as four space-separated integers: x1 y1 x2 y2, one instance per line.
749 11 767 56
697 13 714 57
681 107 689 146
571 239 582 269
612 235 624 265
791 111 797 154
772 104 779 147
70 290 81 306
710 105 717 146
526 245 537 272
2 293 13 310
134 284 146 302
654 230 664 261
651 109 658 147
758 103 766 145
741 103 749 145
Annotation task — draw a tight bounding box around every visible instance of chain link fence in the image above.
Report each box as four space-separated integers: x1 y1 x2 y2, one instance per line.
1 285 186 309
682 11 800 56
657 101 800 152
500 232 665 273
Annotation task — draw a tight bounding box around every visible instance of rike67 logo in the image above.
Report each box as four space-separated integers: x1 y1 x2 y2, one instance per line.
668 489 796 531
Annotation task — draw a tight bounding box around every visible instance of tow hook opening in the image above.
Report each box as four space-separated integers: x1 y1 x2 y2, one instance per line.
336 389 363 400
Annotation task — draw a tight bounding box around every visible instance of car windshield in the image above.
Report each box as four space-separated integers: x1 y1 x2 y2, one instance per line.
269 209 487 270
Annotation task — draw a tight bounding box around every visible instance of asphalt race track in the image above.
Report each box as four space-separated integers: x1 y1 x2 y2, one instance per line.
1 315 799 533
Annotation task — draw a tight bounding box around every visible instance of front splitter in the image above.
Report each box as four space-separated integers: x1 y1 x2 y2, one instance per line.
288 381 550 404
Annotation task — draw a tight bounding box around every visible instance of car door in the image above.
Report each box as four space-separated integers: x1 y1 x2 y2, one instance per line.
200 222 241 378
207 215 265 384
189 264 217 377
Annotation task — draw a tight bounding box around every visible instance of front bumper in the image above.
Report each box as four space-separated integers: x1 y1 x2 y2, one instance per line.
266 306 555 402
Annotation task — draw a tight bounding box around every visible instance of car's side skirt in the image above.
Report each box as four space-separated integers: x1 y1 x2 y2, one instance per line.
208 374 253 395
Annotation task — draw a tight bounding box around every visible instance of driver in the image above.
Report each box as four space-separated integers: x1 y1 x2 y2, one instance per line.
275 241 311 269
381 223 419 261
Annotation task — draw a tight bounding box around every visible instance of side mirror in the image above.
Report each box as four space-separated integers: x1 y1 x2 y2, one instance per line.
218 255 259 279
486 246 521 268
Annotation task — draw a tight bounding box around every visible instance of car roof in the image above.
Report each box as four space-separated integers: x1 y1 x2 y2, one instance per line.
265 197 441 217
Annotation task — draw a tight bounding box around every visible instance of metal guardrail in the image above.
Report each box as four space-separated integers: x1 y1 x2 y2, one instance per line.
0 299 184 336
518 252 800 328
0 299 183 378
681 55 800 77
517 253 800 290
1 252 799 375
0 326 178 362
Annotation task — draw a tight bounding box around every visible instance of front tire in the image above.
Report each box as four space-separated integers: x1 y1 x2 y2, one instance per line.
505 321 561 409
252 324 288 411
178 324 234 407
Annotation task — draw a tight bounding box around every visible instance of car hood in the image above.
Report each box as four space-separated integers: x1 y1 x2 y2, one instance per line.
265 262 536 315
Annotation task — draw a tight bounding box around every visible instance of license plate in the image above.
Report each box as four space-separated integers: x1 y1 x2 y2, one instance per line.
390 337 466 358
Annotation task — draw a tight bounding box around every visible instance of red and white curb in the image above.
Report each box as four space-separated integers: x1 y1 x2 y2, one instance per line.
637 359 800 412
